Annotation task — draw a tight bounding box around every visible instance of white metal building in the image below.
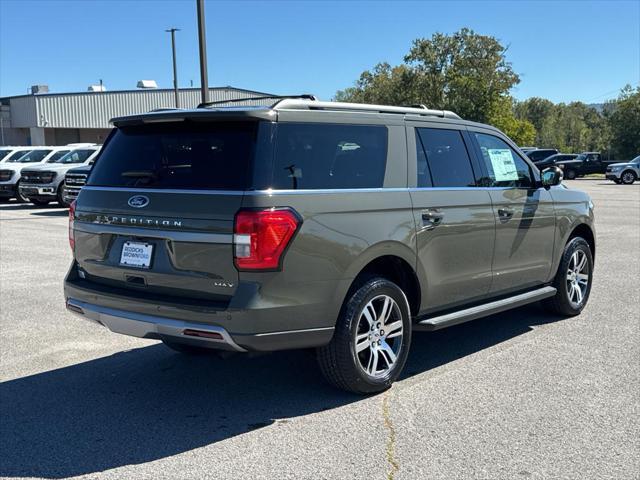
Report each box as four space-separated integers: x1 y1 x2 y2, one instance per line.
0 86 276 146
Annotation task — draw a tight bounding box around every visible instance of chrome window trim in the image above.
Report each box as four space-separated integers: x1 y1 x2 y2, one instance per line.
81 186 410 195
82 185 538 195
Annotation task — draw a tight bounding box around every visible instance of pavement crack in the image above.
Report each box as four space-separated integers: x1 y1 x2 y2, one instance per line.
382 389 400 480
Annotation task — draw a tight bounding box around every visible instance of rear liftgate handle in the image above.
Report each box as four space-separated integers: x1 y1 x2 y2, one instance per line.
421 210 445 230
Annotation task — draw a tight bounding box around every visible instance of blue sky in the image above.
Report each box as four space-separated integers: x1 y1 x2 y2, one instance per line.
1 0 638 103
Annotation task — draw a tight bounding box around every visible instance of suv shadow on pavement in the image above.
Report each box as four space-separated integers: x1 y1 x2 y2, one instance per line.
0 305 561 478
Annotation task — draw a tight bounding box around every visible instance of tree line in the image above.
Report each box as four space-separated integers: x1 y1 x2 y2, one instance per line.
334 28 639 159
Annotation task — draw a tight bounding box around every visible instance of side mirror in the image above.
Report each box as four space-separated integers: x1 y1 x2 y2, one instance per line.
541 166 563 187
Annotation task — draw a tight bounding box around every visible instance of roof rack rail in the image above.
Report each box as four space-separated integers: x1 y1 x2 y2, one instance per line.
149 108 181 113
198 94 317 109
272 99 461 119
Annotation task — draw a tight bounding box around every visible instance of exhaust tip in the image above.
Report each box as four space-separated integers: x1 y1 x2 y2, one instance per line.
66 301 84 315
183 329 224 340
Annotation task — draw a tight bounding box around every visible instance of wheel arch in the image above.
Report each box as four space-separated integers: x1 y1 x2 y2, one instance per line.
338 243 421 318
568 223 596 260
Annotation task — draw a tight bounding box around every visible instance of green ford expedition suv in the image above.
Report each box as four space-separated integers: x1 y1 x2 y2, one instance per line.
64 98 596 394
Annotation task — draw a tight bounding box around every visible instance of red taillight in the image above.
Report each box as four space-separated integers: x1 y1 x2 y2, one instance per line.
234 208 301 271
69 200 76 251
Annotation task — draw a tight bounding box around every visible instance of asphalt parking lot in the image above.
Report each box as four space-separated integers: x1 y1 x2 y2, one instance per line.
0 179 638 480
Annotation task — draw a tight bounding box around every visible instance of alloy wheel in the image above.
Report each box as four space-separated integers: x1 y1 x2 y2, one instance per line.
354 294 404 378
566 250 589 308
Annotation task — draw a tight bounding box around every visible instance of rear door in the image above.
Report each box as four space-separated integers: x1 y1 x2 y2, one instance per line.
469 130 556 295
408 123 495 312
75 120 262 303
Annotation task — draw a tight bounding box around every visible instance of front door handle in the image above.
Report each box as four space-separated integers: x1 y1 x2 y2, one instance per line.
498 207 515 221
421 210 444 230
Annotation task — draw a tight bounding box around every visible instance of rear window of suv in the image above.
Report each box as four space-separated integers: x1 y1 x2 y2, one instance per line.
88 122 257 190
88 120 388 191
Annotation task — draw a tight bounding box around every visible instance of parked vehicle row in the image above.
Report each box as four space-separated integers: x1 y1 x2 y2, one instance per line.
523 148 637 183
555 152 620 180
0 144 101 206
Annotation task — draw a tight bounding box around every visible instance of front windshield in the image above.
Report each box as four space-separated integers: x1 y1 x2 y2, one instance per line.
632 156 640 164
54 149 95 164
4 150 32 162
46 150 70 162
14 150 52 163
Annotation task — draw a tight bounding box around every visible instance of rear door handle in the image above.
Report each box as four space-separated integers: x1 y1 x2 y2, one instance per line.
421 210 444 230
498 207 515 221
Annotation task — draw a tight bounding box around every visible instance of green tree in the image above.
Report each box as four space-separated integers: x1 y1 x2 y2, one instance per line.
515 99 609 153
605 85 640 159
335 28 520 123
514 98 555 136
487 97 536 146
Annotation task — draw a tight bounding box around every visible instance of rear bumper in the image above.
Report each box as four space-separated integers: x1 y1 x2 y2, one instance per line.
66 298 248 352
64 264 336 352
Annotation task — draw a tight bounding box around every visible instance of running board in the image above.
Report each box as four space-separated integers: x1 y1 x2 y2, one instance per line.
414 286 557 331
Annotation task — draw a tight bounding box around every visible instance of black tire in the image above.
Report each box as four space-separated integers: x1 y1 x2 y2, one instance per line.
31 198 50 206
542 237 593 316
161 339 214 355
565 169 577 180
621 170 637 185
15 181 29 203
57 184 70 207
317 277 412 395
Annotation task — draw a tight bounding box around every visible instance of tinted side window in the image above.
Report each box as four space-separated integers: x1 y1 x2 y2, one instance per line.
47 150 70 162
416 128 475 187
474 133 533 188
414 130 432 187
272 123 387 190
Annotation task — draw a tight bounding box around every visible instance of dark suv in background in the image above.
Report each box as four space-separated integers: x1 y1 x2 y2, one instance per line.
65 98 595 394
526 148 559 163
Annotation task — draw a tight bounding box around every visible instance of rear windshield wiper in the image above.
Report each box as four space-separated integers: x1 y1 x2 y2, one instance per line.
121 170 159 186
121 170 157 178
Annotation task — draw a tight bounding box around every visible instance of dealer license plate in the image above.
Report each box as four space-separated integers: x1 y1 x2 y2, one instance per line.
120 241 153 268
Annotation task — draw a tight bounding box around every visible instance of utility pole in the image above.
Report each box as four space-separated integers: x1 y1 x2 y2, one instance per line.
166 27 180 108
196 0 209 105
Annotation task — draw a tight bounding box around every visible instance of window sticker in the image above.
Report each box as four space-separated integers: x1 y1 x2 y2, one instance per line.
488 149 518 181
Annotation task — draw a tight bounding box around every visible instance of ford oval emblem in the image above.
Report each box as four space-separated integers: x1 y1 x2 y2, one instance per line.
128 195 149 208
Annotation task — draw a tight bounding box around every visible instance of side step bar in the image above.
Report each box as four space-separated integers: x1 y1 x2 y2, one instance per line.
414 286 557 331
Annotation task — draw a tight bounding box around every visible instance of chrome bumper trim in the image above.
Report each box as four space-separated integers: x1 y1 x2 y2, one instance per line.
19 185 56 195
66 298 247 352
